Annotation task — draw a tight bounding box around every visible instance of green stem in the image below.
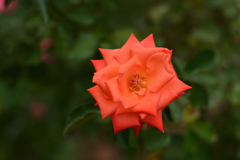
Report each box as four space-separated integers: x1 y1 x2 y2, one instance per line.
139 130 144 160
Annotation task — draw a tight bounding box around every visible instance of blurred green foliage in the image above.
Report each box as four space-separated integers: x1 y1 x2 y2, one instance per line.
0 0 240 160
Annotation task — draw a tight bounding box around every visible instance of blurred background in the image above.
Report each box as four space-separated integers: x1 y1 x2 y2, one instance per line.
1 0 240 159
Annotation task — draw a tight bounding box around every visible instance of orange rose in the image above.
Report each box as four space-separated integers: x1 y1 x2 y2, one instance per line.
88 34 192 136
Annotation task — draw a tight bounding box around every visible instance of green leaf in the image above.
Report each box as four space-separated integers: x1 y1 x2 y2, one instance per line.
189 83 208 108
182 106 200 124
191 121 217 143
51 0 71 12
162 136 184 159
172 60 182 78
104 0 118 11
112 28 136 47
236 144 240 159
184 48 215 73
36 0 48 23
68 33 98 62
192 23 221 44
148 4 169 24
68 8 94 26
184 129 198 151
128 128 139 148
169 100 183 123
56 26 71 59
63 103 100 136
116 129 129 147
162 107 172 121
25 51 41 66
228 81 240 106
143 128 171 152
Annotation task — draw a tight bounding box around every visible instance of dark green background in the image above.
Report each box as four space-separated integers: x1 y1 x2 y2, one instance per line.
0 0 240 159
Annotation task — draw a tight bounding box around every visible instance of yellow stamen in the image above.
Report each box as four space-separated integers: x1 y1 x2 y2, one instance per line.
128 74 147 92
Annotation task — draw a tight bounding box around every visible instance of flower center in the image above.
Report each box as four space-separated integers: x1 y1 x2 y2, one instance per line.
128 74 147 92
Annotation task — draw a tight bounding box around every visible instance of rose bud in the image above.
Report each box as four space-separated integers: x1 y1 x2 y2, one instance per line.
29 102 47 119
39 37 53 52
88 34 192 136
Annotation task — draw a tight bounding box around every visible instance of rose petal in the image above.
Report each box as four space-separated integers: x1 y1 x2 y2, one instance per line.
169 63 177 76
114 33 143 64
136 90 161 116
116 56 144 108
168 50 173 61
91 60 107 71
93 60 119 96
88 86 118 119
142 110 164 132
99 48 119 64
121 92 139 109
111 113 140 134
164 76 192 97
140 34 156 48
136 88 146 96
167 50 178 77
178 92 185 98
131 48 172 66
105 76 139 109
118 55 143 93
115 90 161 116
132 122 144 137
158 88 178 110
105 77 121 102
118 56 142 90
139 113 148 120
147 52 175 92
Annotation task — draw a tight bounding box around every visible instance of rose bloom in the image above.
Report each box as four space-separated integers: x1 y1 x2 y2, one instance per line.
88 34 192 136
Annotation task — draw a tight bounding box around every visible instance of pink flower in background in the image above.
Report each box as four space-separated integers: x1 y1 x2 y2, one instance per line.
39 38 53 52
39 37 56 64
0 0 17 13
29 102 47 120
41 53 55 64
